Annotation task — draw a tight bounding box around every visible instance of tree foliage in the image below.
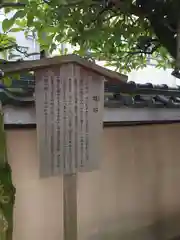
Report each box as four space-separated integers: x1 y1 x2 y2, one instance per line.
0 0 180 73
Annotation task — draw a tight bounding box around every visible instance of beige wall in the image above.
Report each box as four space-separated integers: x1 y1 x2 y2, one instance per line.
6 124 180 240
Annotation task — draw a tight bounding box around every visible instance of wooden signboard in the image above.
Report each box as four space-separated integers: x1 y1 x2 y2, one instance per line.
0 54 125 240
35 63 104 177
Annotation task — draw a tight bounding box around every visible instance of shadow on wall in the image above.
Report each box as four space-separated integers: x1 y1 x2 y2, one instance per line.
88 212 180 240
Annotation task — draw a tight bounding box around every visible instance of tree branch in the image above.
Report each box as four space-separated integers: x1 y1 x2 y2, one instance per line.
0 44 17 52
150 17 176 59
128 3 144 17
0 2 26 9
114 1 176 60
136 2 176 59
0 41 40 62
102 0 144 17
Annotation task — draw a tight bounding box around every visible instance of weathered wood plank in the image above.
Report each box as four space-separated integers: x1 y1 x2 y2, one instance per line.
63 174 77 240
0 54 128 82
36 64 104 176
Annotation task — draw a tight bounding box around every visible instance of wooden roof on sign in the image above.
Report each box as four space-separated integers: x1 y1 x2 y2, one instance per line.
1 54 128 83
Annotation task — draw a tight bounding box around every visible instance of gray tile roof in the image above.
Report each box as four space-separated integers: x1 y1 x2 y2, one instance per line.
2 78 180 109
105 81 180 108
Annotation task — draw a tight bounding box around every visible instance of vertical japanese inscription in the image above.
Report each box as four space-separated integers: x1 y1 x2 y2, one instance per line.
63 74 68 172
43 74 48 150
79 78 84 167
50 75 54 174
56 73 61 170
36 65 104 177
85 78 89 164
68 78 72 172
74 78 78 170
92 95 100 113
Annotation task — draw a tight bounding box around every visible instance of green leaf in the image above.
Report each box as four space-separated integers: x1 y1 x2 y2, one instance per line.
20 0 29 3
2 19 15 32
27 13 34 26
9 28 22 33
3 77 12 87
49 43 57 53
13 10 26 19
4 7 12 14
11 74 20 81
15 19 27 28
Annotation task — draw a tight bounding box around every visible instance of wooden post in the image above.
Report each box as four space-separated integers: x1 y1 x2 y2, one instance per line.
63 174 77 240
34 56 104 240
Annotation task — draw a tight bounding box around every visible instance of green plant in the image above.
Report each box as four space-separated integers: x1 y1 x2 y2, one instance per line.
0 0 179 73
0 109 15 240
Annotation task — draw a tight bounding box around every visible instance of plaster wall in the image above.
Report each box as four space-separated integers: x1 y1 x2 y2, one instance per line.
6 124 180 240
